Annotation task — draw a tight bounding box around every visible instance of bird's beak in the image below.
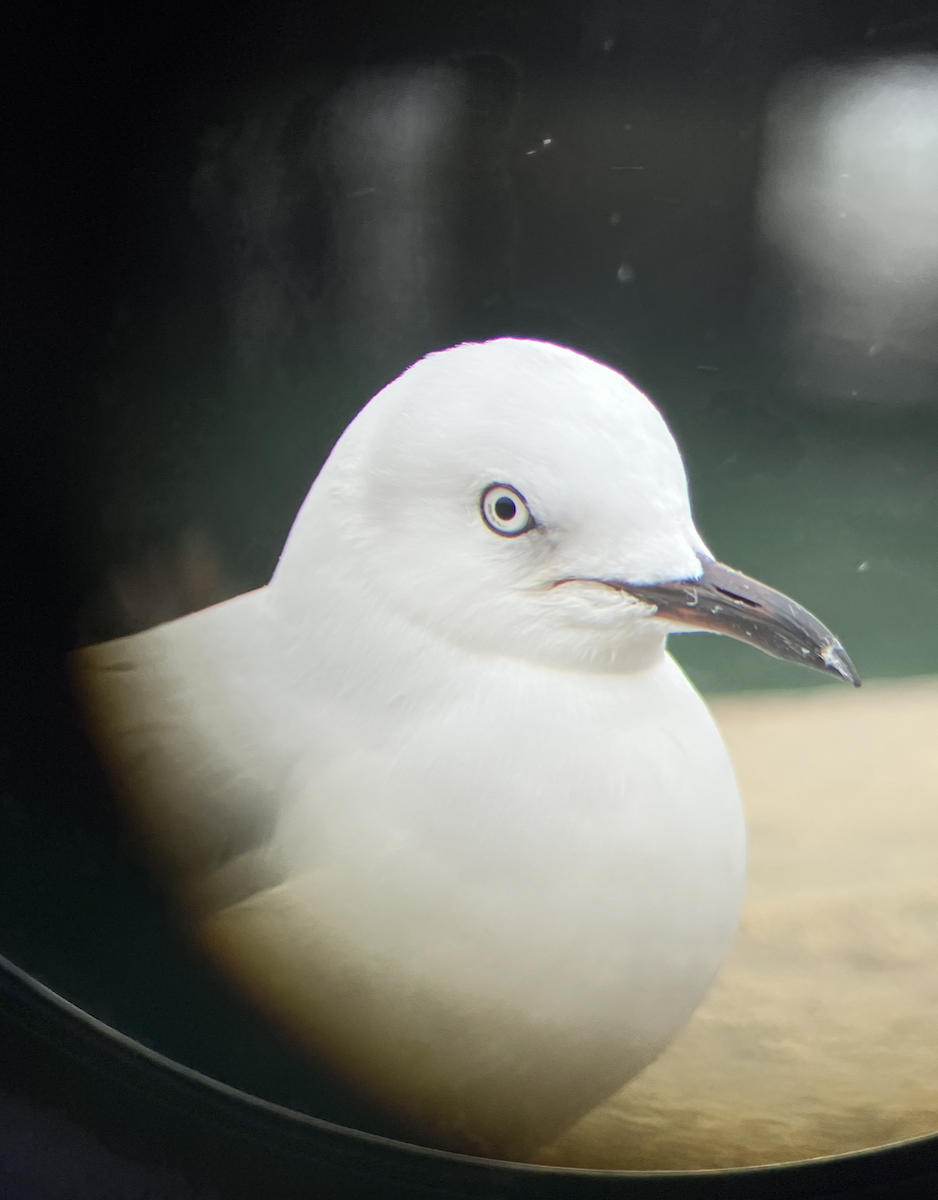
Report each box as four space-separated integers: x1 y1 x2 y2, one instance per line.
603 556 860 686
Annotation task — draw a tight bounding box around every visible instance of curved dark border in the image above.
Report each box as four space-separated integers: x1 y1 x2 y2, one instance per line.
2 952 938 1198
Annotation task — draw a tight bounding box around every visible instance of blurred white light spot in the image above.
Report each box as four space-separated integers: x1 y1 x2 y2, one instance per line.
858 561 871 572
610 212 621 226
758 55 938 395
328 67 464 314
616 263 635 283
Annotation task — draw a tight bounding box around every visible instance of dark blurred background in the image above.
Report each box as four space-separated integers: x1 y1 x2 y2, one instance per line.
5 0 938 1194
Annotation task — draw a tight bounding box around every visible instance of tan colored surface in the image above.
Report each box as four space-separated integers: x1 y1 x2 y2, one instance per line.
536 677 938 1169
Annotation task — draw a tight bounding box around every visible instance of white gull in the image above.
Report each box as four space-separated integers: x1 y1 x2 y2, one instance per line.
73 338 858 1160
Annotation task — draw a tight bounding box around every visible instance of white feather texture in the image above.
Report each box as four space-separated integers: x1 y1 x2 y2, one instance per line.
73 338 746 1160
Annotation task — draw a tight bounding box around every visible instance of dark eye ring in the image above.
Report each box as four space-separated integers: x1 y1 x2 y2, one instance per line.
480 484 535 537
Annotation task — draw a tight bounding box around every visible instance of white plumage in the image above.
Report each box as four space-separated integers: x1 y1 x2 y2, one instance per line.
74 338 855 1159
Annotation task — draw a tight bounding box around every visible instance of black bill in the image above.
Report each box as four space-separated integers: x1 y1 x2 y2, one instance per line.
609 556 860 686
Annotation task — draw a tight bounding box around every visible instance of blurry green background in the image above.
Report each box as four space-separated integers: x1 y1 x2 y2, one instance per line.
668 384 938 693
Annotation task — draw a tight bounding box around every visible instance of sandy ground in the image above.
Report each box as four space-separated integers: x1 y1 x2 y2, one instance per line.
535 677 938 1170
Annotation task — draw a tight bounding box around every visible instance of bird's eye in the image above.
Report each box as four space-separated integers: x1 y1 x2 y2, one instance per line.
480 484 534 537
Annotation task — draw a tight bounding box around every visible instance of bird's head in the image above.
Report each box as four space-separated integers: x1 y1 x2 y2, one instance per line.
274 338 858 684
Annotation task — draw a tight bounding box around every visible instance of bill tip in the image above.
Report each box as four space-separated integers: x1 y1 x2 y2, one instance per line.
822 643 861 687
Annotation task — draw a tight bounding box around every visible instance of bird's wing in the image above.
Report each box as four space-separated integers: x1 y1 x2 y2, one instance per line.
70 589 294 911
